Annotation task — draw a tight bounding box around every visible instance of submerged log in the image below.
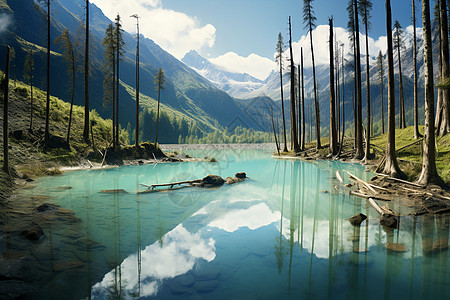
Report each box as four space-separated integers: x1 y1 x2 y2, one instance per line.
100 189 128 194
139 172 246 193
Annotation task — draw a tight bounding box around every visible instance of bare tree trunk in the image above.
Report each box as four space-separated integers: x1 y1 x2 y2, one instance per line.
301 47 306 150
381 70 385 134
83 0 90 144
436 1 444 134
439 0 450 136
272 108 280 155
329 18 338 155
280 63 288 153
112 51 116 150
341 46 345 146
352 36 357 150
354 0 364 159
3 46 10 174
297 64 302 149
116 33 120 148
364 11 372 160
412 0 422 138
383 0 405 179
397 44 406 129
289 17 299 152
309 23 321 149
155 87 161 144
135 19 140 148
418 0 443 186
336 39 341 140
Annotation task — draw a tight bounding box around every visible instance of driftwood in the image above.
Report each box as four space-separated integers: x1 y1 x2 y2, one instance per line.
141 179 202 190
376 173 425 188
351 191 392 202
335 171 343 183
396 138 423 153
139 173 247 194
368 198 385 215
346 171 378 194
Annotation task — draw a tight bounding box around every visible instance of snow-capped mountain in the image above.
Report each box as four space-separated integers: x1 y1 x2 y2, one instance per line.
181 50 264 98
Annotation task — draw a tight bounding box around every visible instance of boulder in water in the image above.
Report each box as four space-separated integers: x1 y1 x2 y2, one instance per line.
202 175 225 187
34 203 60 214
20 225 44 241
349 213 367 226
235 172 246 179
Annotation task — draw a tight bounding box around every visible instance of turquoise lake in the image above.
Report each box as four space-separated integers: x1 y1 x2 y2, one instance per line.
15 148 450 299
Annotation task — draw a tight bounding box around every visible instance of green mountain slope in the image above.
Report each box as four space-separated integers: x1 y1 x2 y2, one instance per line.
0 0 262 143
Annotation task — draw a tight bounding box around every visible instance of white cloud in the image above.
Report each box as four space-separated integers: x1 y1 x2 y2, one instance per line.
209 52 276 80
0 14 12 36
91 0 216 59
286 25 390 69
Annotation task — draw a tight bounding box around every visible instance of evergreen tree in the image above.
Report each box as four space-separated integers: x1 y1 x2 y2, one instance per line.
131 14 140 147
347 0 358 149
154 68 165 144
275 32 288 152
303 0 321 149
102 24 116 148
114 14 125 147
377 51 385 134
288 17 299 152
359 0 373 160
55 29 76 145
393 20 406 129
412 0 422 138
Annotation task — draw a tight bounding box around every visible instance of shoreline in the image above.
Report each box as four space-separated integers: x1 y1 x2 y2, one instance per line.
1 143 449 298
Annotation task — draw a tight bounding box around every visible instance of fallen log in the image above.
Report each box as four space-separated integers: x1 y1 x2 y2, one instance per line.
139 173 246 193
351 191 392 202
345 171 378 194
375 173 425 188
368 198 384 215
141 179 202 190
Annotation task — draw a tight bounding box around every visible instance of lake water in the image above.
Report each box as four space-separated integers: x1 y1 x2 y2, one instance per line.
15 149 450 299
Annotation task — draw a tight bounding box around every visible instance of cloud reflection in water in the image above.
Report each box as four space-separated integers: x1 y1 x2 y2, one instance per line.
91 224 216 299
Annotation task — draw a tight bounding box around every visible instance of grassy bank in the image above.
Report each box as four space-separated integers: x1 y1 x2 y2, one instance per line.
0 78 167 187
279 127 450 185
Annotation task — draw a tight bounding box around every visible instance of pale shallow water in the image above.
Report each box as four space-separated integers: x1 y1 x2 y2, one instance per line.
15 149 450 299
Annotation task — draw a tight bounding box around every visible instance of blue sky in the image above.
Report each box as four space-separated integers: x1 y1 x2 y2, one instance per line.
163 0 418 58
91 0 421 79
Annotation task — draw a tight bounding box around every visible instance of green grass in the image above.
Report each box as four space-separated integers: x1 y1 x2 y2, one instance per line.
282 126 450 185
369 126 449 184
1 79 128 175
